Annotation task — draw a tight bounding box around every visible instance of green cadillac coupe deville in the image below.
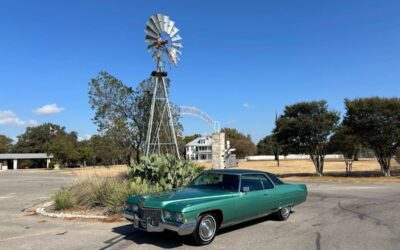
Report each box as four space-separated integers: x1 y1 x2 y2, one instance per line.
123 169 307 245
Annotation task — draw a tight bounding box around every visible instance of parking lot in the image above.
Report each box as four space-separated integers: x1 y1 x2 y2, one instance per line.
1 170 400 250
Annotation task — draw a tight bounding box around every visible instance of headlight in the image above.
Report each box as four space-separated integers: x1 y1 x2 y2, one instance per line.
132 204 139 213
175 213 184 223
163 210 184 223
164 211 172 220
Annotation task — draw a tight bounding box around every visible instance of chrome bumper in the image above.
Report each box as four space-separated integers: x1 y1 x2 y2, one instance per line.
122 209 196 236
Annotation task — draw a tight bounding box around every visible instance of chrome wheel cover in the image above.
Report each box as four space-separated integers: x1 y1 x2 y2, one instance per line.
281 206 291 217
199 215 216 242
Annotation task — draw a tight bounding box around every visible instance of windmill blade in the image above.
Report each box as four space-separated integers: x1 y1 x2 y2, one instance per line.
174 48 182 55
151 15 162 34
171 34 182 42
161 15 170 32
152 50 162 61
146 19 160 36
170 26 179 38
167 48 178 65
172 42 183 48
145 35 158 43
169 47 182 58
156 14 165 31
145 26 159 39
147 43 157 52
166 20 175 35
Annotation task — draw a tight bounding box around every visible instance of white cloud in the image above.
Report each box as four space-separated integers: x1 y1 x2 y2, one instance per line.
0 110 38 127
78 134 93 141
243 103 254 109
33 104 64 115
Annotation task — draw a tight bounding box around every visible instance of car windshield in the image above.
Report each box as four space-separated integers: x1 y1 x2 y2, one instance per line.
188 173 240 192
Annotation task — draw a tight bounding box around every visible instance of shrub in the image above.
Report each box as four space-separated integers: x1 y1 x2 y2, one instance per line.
53 188 73 210
128 154 204 190
53 155 203 215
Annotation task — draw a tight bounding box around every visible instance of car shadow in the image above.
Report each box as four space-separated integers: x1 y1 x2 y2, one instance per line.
104 213 289 248
100 224 184 249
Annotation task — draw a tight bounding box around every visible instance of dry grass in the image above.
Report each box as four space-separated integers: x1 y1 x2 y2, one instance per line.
197 159 400 183
58 160 400 183
60 165 129 177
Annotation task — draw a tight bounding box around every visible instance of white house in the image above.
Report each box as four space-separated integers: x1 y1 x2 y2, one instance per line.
185 136 213 161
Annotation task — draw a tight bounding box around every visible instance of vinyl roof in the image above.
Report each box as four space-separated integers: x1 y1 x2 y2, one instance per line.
205 169 269 175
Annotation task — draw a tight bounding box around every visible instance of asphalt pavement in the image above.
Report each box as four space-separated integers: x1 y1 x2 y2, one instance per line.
0 170 399 250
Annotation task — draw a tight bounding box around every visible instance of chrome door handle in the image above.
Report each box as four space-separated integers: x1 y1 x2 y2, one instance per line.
264 193 269 196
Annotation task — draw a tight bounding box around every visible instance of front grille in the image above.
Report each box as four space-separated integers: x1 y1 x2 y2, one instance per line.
138 207 161 226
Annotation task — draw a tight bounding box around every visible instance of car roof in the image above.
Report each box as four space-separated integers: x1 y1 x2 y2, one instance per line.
204 169 272 175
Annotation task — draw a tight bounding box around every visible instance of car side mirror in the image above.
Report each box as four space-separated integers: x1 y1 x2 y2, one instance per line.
242 186 250 192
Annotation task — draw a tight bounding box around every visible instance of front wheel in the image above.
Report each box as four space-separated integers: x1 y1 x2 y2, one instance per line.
191 213 218 245
276 206 291 221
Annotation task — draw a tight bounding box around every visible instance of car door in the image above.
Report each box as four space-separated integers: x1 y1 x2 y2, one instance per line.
235 174 266 220
258 174 281 212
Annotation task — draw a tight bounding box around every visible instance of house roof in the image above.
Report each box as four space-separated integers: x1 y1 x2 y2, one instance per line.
186 136 213 146
0 153 53 160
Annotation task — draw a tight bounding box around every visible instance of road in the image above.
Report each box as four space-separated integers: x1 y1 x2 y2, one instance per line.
0 170 400 250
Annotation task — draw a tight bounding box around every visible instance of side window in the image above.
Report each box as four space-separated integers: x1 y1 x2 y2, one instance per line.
241 175 263 192
259 175 274 189
266 173 284 185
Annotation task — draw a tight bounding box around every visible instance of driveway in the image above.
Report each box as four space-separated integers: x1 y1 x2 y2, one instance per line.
0 170 400 250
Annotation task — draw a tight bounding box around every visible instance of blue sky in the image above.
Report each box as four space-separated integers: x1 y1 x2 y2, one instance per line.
1 0 399 143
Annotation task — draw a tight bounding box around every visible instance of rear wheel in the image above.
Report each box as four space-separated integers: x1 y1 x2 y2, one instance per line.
191 213 218 245
276 206 291 221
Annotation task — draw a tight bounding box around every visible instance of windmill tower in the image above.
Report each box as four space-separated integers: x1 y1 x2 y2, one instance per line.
144 14 183 159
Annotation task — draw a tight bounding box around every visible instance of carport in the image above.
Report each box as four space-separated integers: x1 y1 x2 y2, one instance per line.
0 153 53 170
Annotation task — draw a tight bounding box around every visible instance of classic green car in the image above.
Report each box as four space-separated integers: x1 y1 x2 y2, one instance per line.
123 169 307 245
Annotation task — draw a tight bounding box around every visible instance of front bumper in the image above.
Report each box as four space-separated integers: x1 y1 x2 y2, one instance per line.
122 209 196 236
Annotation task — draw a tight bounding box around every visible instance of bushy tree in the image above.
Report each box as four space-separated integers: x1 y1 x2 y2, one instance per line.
274 101 339 176
328 125 361 174
221 128 257 158
257 135 281 165
88 72 182 163
14 123 81 166
0 134 13 153
344 97 400 176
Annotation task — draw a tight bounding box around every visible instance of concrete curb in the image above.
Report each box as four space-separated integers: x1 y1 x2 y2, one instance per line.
35 201 108 219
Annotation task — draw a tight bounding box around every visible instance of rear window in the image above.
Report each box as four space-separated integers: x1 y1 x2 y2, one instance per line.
266 173 284 185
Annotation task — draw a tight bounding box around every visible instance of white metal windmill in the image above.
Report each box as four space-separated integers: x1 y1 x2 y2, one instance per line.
144 13 182 159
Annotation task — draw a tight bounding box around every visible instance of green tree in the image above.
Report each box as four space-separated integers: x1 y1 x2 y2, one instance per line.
0 134 13 153
257 135 281 165
343 97 400 176
14 123 81 167
221 128 257 158
77 140 96 167
48 132 80 166
274 100 339 176
88 72 182 163
328 125 361 174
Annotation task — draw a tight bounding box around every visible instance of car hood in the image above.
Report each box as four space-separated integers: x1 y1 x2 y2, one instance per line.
127 187 236 211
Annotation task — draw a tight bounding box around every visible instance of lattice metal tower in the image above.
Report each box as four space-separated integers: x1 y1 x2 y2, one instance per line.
144 13 182 159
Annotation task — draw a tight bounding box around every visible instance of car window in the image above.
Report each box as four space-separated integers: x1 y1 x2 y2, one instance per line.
241 175 263 192
189 173 239 192
266 173 284 185
259 175 274 189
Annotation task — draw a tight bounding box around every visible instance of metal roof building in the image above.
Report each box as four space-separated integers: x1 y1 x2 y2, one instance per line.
0 153 53 170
